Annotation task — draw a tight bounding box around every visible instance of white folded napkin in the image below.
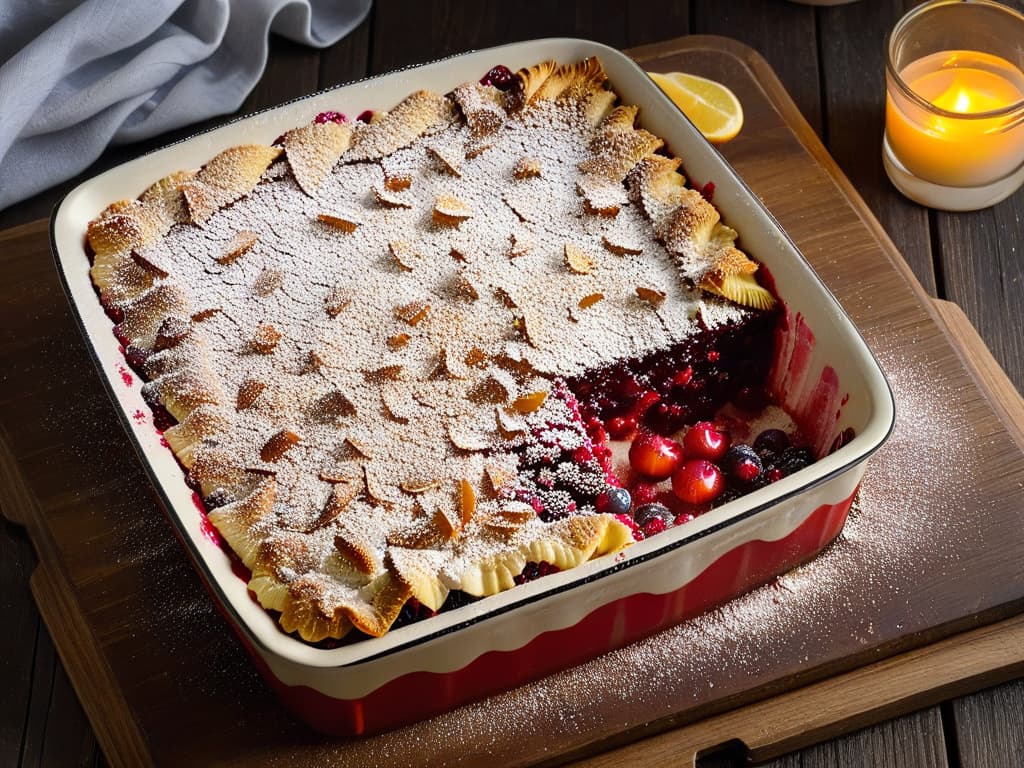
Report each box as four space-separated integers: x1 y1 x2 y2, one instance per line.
0 0 371 210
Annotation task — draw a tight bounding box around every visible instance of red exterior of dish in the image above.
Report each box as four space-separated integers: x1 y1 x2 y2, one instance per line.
227 491 854 736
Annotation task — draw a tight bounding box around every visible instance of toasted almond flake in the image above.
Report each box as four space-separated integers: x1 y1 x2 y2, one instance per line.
484 519 521 536
508 230 534 258
387 333 410 349
635 286 667 307
154 316 191 351
465 142 492 159
191 307 221 322
253 268 284 297
363 365 403 381
373 184 413 209
496 407 528 436
601 233 643 256
438 347 469 379
701 271 776 310
324 287 351 317
252 323 281 354
497 504 535 524
395 301 430 326
304 350 325 373
317 389 356 418
564 242 596 274
384 174 412 192
319 467 359 484
345 436 372 459
426 143 463 176
401 478 442 494
464 347 486 367
512 390 548 413
484 460 517 493
453 272 480 301
433 194 472 226
433 506 460 540
518 309 546 348
363 464 397 506
317 212 361 232
388 241 419 271
309 479 360 531
459 479 476 525
217 230 259 264
578 292 604 309
512 156 542 179
260 429 301 462
468 375 509 405
283 121 351 196
447 422 490 451
334 529 376 574
582 198 620 217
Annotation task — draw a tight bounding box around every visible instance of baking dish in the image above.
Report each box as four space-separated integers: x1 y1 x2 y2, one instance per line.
51 37 895 735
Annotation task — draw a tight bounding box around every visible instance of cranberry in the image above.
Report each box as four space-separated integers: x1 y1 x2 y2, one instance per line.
753 428 789 458
596 487 632 516
630 390 662 420
606 415 637 440
682 421 730 462
723 444 762 485
481 64 515 91
314 110 347 124
673 511 696 527
671 459 725 505
767 468 784 483
356 110 374 123
642 517 667 537
672 366 694 387
634 502 673 528
628 432 684 481
631 482 660 507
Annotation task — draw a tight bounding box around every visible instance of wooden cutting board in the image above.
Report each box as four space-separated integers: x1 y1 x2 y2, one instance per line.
2 36 1023 768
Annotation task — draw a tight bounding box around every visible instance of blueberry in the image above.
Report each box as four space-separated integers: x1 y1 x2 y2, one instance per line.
723 444 763 485
753 428 789 458
776 446 814 476
634 502 673 528
597 486 632 516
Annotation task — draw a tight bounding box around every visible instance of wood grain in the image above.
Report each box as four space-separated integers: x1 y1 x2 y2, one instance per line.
952 683 1024 768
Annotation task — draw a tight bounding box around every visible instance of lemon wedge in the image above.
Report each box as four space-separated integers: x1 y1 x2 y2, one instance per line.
647 71 744 143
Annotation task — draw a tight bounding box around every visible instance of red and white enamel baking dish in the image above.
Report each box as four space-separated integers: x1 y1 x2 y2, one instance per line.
51 38 895 736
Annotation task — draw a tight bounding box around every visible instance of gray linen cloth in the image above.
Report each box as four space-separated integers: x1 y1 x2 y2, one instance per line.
0 0 371 210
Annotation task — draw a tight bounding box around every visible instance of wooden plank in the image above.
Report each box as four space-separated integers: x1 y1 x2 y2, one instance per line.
816 0 937 296
951 681 1024 768
570 614 1024 767
239 35 320 114
624 2 691 47
317 14 371 88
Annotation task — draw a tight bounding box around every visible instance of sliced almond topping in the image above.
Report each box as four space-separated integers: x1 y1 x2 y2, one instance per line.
310 479 361 531
191 307 221 322
459 479 477 525
513 156 542 179
317 390 356 418
252 323 281 354
401 478 442 494
154 316 191 351
464 347 487 367
363 464 396 506
384 173 412 192
260 429 301 463
236 379 266 411
317 212 361 232
512 391 548 413
217 230 259 265
426 142 463 177
496 407 528 436
319 466 360 484
438 347 469 380
432 194 472 227
601 233 643 256
334 529 376 574
497 504 535 524
388 240 419 271
363 364 403 381
282 121 351 196
387 333 410 349
395 301 430 326
564 242 596 274
304 350 326 373
452 272 480 301
182 145 282 225
700 270 776 310
484 518 522 537
373 184 414 209
253 268 284 297
325 286 351 317
466 142 492 159
578 292 605 309
468 375 509 405
509 230 534 258
518 309 545 348
447 422 491 451
433 505 460 541
636 286 667 307
485 460 517 494
345 435 372 459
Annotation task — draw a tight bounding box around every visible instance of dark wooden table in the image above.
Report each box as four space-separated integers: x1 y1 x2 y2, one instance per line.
2 2 1022 766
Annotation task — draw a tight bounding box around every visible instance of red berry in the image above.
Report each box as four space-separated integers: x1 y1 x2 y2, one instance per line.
682 421 730 462
614 513 644 541
671 366 694 387
606 415 637 440
314 110 347 124
628 432 684 481
481 64 514 90
671 459 725 505
642 517 667 537
631 481 660 506
356 110 374 123
673 511 696 526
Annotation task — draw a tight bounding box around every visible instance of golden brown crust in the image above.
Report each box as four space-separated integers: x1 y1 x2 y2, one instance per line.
347 90 456 162
181 144 282 225
283 121 351 195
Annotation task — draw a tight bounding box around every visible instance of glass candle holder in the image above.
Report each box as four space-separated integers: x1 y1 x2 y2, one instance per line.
883 0 1024 211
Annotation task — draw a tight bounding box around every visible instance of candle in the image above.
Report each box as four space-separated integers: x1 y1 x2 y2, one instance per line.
886 50 1024 188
